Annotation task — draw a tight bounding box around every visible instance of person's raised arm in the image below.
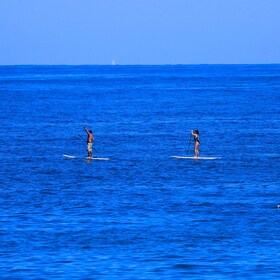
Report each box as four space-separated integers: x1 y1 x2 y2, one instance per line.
191 130 197 142
83 126 90 135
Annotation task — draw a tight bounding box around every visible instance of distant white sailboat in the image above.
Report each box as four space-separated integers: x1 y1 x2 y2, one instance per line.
112 59 116 65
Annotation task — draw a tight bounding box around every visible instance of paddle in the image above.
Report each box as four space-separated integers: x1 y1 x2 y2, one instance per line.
78 134 98 155
186 131 193 155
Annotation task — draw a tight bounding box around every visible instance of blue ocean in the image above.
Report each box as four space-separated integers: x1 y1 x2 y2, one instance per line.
0 65 280 279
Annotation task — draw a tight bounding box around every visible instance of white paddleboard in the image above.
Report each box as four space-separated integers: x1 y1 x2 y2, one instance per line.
63 154 110 161
171 156 221 160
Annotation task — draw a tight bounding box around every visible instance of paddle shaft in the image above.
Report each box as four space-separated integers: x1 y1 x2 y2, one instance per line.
186 132 193 155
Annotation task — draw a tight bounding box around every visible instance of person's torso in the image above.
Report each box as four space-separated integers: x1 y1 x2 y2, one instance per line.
88 134 94 143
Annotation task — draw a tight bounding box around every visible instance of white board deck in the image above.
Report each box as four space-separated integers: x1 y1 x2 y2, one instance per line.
171 156 221 160
63 154 110 161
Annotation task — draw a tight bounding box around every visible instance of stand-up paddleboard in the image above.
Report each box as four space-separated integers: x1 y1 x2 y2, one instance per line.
171 156 221 160
63 154 110 161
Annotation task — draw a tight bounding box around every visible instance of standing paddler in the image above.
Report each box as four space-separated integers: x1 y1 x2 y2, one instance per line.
191 130 200 158
83 126 94 158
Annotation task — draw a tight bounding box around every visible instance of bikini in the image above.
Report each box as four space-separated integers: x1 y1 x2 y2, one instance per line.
194 135 200 144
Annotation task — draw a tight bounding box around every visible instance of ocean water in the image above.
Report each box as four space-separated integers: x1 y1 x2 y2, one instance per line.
0 65 280 279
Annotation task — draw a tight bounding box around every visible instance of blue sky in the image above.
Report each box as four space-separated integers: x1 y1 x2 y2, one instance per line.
0 0 279 65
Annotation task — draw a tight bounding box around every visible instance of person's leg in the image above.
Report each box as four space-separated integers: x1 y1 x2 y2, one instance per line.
197 143 200 157
195 143 199 157
87 143 90 157
88 143 93 158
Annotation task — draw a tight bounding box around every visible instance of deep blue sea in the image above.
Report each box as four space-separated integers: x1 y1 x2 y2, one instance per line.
0 65 280 279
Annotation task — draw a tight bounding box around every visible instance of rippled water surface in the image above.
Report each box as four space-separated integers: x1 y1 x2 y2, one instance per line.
0 65 280 279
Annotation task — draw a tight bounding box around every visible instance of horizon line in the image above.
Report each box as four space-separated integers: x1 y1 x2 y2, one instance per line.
0 63 280 67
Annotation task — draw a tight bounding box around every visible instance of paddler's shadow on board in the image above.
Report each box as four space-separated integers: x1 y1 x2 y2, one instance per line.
84 156 107 164
85 158 94 164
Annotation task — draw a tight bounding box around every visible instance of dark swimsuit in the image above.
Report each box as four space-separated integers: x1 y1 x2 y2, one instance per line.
194 135 200 144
